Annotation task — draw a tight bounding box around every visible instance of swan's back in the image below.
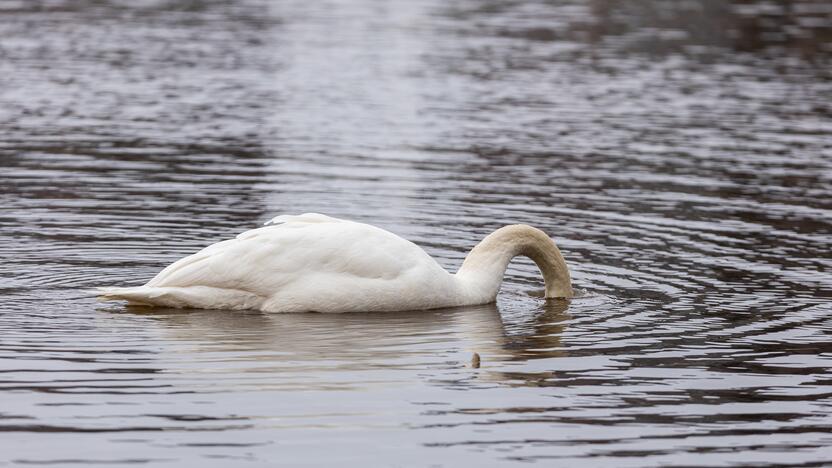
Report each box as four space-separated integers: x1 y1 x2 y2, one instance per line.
100 214 456 312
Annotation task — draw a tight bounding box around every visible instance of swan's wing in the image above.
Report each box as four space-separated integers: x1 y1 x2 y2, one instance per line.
264 212 346 226
143 218 442 299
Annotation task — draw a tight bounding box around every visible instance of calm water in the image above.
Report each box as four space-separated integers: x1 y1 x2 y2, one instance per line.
2 0 832 466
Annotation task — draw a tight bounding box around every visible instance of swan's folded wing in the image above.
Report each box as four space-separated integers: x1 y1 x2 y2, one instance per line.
264 212 346 226
142 221 434 298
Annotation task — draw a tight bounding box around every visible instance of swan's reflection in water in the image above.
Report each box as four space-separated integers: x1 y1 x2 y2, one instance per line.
113 299 572 390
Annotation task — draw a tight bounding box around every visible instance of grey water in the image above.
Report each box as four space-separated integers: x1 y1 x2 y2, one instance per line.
1 0 832 466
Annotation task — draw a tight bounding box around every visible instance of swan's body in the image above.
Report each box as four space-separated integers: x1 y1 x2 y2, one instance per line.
98 213 572 313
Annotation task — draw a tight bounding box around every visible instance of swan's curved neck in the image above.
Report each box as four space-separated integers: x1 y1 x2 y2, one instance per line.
455 225 573 303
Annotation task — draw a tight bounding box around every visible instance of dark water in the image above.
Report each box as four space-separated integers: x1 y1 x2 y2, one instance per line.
2 0 832 466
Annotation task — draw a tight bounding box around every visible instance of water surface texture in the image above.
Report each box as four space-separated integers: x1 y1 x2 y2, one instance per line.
2 0 832 466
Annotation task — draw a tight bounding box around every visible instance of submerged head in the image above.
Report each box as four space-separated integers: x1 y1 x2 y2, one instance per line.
511 225 573 299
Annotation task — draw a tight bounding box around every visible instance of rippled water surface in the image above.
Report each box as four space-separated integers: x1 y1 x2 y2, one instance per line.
2 0 832 466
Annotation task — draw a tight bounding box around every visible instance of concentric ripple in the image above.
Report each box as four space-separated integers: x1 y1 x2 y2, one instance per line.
1 0 831 466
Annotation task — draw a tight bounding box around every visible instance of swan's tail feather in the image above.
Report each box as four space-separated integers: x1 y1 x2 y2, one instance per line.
96 286 263 310
97 286 176 307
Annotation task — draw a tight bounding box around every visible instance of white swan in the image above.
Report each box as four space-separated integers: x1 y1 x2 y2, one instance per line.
98 213 573 313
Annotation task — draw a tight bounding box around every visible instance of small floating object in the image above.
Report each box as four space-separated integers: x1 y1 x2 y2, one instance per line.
471 352 481 369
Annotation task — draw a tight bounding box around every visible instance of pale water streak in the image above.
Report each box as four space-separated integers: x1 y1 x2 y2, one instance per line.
1 0 831 466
